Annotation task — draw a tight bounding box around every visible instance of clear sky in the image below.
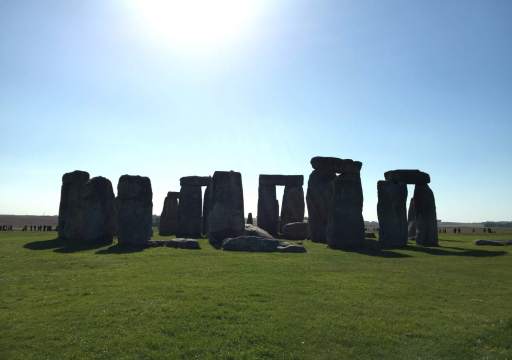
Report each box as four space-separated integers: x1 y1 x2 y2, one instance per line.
1 0 511 222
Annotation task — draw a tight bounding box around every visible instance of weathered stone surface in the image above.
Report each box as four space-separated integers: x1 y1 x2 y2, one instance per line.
145 238 200 249
82 177 116 245
202 184 210 235
222 236 280 252
177 185 202 238
276 244 307 253
257 184 279 236
244 224 274 239
384 170 430 184
207 171 245 248
281 222 309 240
180 176 211 187
159 191 179 236
414 184 438 246
280 185 305 232
310 157 362 173
58 170 90 243
306 169 336 243
377 180 408 248
327 172 365 249
247 212 253 225
259 175 303 187
116 175 153 245
474 239 512 246
407 197 416 239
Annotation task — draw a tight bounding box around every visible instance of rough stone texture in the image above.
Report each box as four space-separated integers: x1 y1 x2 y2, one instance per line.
306 169 336 243
259 175 303 187
202 184 211 235
281 222 309 240
474 239 512 246
159 191 179 236
384 170 430 184
257 184 279 236
310 157 362 174
414 184 438 246
222 236 280 252
377 180 408 248
81 177 116 245
177 185 202 238
277 244 307 253
147 238 200 249
407 197 416 239
180 176 211 187
280 185 305 232
247 212 253 225
244 224 274 239
207 171 245 248
58 170 90 243
327 172 365 249
116 175 153 245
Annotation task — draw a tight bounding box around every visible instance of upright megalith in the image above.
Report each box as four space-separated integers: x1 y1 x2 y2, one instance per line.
58 170 90 243
116 175 153 245
414 184 438 246
247 212 253 225
82 177 116 245
377 181 408 248
257 183 279 235
207 171 244 248
177 176 210 238
326 162 365 249
280 182 305 232
159 191 179 236
407 197 416 239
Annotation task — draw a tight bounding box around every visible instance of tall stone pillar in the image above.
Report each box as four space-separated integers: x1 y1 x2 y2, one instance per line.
306 170 336 243
414 184 438 246
159 191 179 236
257 184 279 236
377 180 408 248
177 185 202 238
58 170 90 243
82 176 116 245
280 185 305 231
407 197 416 239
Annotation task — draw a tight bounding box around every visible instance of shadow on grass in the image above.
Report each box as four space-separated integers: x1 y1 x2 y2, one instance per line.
96 244 145 255
24 238 111 253
353 239 411 258
403 245 506 257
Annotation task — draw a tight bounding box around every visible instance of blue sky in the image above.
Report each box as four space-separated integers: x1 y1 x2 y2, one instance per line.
1 0 511 222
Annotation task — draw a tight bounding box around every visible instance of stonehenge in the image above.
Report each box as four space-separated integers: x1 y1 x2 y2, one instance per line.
116 175 153 245
306 169 336 243
58 170 90 242
81 176 116 245
247 212 253 225
257 175 304 236
377 169 438 248
177 176 210 237
159 191 179 236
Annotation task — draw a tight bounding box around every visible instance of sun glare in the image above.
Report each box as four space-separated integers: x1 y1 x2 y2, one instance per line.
126 0 266 53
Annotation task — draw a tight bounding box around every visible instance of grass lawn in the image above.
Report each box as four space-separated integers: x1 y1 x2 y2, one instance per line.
1 230 511 359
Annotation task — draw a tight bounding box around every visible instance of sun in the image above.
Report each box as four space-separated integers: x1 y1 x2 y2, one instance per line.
125 0 266 53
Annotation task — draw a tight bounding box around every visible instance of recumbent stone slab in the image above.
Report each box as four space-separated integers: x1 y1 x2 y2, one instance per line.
384 170 430 184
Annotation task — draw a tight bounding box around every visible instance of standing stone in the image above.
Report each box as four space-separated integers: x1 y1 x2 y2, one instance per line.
202 184 211 235
327 170 365 250
207 171 244 248
414 184 438 246
377 180 408 248
257 184 279 236
177 185 202 238
306 169 336 243
407 197 416 239
280 185 305 232
82 177 116 245
116 175 153 245
247 212 254 225
58 170 90 243
159 191 179 236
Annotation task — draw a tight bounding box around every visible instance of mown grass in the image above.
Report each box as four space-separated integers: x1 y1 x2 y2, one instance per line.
1 230 511 359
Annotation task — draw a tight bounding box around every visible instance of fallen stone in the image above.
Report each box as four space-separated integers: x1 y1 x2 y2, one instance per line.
222 236 280 252
281 222 309 240
276 244 307 253
145 239 200 249
310 157 362 173
244 224 274 239
384 170 430 184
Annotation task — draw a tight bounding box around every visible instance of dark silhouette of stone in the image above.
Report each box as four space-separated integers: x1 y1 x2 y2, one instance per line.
257 184 279 236
407 197 416 239
414 184 438 246
327 171 365 250
116 175 153 245
82 176 116 245
58 170 90 243
306 169 336 243
180 176 211 187
384 170 430 184
222 236 281 252
280 185 305 232
177 185 202 238
259 175 303 187
247 212 253 225
474 239 512 246
147 238 200 249
377 180 408 248
207 171 245 248
159 191 179 236
202 183 211 235
244 223 273 239
310 157 362 174
281 222 309 240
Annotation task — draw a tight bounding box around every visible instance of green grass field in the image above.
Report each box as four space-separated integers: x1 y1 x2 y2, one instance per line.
1 230 511 359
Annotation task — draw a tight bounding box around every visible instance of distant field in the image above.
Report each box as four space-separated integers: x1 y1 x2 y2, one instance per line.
1 231 511 359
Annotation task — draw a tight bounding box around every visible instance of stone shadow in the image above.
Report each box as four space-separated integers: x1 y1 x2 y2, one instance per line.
24 238 110 253
403 244 506 257
95 244 145 255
